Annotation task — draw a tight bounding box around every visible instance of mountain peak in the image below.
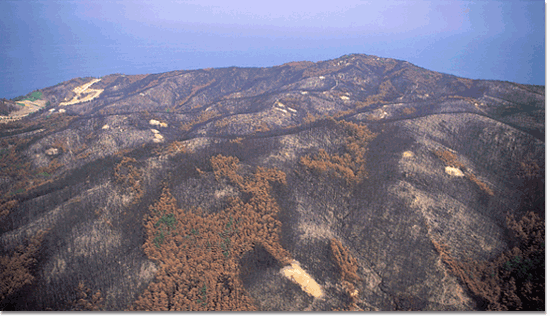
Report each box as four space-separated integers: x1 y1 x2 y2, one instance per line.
0 55 544 311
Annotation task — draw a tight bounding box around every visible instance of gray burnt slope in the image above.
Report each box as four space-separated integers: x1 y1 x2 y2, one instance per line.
0 54 544 311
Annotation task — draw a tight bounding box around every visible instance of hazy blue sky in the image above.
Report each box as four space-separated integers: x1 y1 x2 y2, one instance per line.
0 0 545 98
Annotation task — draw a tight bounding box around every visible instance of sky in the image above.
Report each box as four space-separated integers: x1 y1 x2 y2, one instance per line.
0 0 545 99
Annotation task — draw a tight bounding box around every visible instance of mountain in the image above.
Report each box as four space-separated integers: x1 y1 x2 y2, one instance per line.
0 54 544 311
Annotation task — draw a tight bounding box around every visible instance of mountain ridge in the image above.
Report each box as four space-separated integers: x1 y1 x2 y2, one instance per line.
0 54 544 311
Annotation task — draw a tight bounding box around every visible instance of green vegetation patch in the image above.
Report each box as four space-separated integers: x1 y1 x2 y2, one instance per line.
197 284 208 306
153 230 165 248
29 91 43 100
152 212 178 248
502 251 544 283
10 188 24 196
13 91 43 102
154 213 176 229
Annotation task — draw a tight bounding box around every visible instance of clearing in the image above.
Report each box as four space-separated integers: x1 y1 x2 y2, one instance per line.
60 78 104 106
0 99 47 124
280 260 323 298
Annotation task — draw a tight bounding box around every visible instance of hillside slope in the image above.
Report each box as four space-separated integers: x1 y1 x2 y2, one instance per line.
0 54 544 311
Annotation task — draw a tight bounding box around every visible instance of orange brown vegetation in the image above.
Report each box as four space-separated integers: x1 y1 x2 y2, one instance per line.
518 160 540 180
302 65 345 78
364 113 384 121
211 154 243 185
0 134 62 198
0 138 32 180
433 149 465 170
51 138 68 154
229 137 243 145
331 109 356 119
93 74 119 87
330 239 362 311
75 150 92 161
155 141 188 157
0 231 45 302
281 61 315 70
73 139 92 157
127 74 149 85
278 96 303 110
356 80 398 110
0 115 74 198
98 74 148 89
0 138 61 200
136 77 163 93
0 199 18 221
132 71 181 94
457 78 474 89
466 173 494 196
430 211 544 311
41 114 76 134
448 95 478 105
433 149 494 196
70 281 104 311
402 67 443 89
254 122 270 133
131 155 291 311
180 109 220 132
114 157 144 204
214 117 231 129
300 120 376 185
382 59 399 74
402 107 417 115
302 113 322 124
178 79 216 108
354 55 397 72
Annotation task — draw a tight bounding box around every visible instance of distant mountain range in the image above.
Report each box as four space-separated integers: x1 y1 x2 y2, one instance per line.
0 54 544 311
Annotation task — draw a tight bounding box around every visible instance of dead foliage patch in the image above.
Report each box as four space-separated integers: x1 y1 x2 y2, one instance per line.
0 199 17 221
433 149 465 170
114 157 144 204
331 109 356 119
254 122 270 133
131 155 291 311
300 119 376 185
356 80 398 110
0 231 46 303
302 65 345 78
0 132 64 198
154 141 188 157
518 160 541 180
429 211 544 311
466 173 494 196
229 137 243 145
281 61 314 70
330 239 362 311
402 107 417 115
180 109 220 132
302 113 323 125
177 79 216 108
69 281 104 311
433 149 494 196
